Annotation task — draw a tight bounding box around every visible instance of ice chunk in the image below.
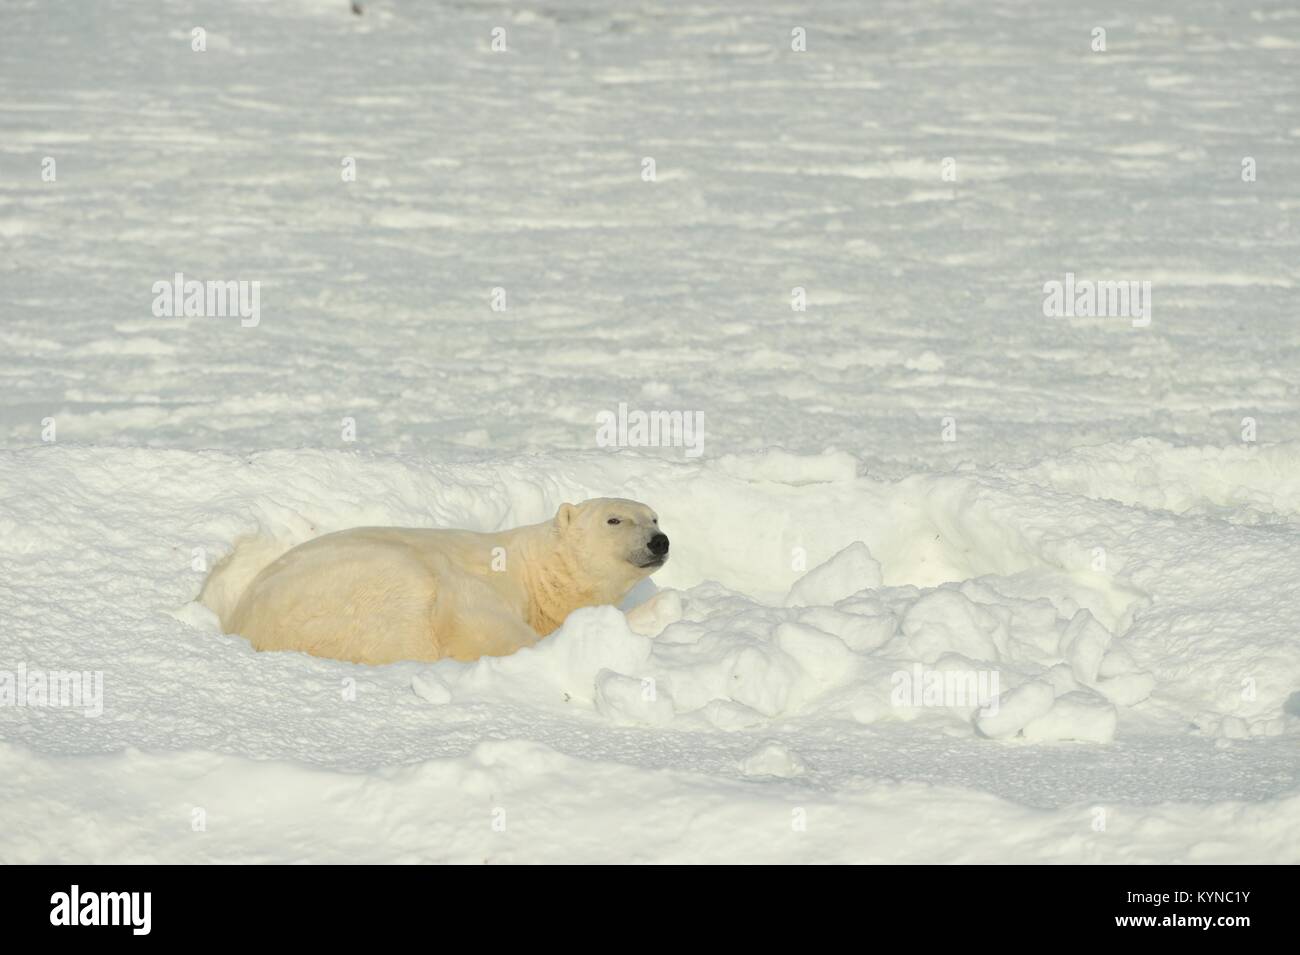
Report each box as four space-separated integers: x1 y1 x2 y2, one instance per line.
1043 662 1080 696
625 588 684 636
724 644 804 716
902 588 1005 663
975 680 1055 739
772 621 860 687
594 670 676 726
1058 609 1112 683
785 541 883 607
797 606 896 652
1098 645 1140 678
1095 671 1156 707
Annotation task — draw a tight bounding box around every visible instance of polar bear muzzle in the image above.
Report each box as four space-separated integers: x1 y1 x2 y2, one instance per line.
634 532 670 568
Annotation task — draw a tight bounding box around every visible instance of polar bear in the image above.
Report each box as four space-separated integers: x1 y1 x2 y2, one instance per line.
198 498 670 665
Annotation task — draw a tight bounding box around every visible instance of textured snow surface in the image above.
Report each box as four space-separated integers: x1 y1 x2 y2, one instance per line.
1 0 1299 862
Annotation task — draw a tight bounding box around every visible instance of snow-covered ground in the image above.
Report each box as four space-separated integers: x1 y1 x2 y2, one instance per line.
1 0 1298 863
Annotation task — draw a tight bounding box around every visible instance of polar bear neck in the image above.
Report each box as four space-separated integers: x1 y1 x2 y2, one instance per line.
518 530 617 636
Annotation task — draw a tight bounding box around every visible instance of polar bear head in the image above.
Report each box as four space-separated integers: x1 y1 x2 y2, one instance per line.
554 497 669 597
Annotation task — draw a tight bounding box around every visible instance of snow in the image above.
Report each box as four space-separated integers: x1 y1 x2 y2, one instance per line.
976 681 1056 740
2 0 1299 863
785 541 884 607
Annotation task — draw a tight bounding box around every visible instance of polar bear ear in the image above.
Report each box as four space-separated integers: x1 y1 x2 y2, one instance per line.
555 502 578 530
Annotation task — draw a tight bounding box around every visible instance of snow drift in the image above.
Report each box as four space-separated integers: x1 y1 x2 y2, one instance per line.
1 443 1298 862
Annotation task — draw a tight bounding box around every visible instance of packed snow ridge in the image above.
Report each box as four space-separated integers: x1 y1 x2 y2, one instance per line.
415 539 1150 744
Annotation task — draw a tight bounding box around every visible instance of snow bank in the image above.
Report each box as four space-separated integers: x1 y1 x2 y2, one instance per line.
409 537 1155 744
2 441 1297 861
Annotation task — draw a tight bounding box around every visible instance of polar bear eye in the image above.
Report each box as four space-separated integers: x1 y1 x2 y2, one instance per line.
607 518 621 525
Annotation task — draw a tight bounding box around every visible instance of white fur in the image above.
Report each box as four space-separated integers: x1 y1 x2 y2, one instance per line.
199 498 666 664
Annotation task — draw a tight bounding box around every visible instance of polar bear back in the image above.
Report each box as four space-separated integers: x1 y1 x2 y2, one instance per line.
229 527 530 664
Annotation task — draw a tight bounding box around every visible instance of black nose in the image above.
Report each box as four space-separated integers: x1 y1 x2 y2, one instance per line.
648 533 670 556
